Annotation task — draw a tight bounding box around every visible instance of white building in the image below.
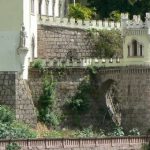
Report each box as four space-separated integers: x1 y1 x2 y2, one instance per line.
0 0 70 79
121 13 150 65
0 0 149 80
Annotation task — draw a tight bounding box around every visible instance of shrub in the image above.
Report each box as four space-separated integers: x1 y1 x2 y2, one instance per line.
141 143 150 150
107 126 124 136
0 105 15 124
31 59 44 70
74 126 94 138
129 128 140 136
44 130 62 138
9 122 37 139
88 29 122 58
109 10 121 22
0 122 37 139
68 76 91 114
6 142 21 150
68 3 94 20
38 74 59 128
0 106 37 139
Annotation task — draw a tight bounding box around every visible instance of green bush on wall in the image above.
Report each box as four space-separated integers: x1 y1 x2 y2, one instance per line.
87 29 122 58
68 3 94 20
31 59 45 70
68 76 91 115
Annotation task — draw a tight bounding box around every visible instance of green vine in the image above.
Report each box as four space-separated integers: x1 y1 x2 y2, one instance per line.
38 73 59 128
68 76 91 115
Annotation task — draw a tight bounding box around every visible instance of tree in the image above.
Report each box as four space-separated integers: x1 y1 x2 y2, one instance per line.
88 29 122 58
87 0 150 20
68 3 94 20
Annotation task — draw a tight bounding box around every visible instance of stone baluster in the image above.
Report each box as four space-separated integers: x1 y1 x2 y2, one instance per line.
46 0 49 18
52 0 56 20
59 0 63 22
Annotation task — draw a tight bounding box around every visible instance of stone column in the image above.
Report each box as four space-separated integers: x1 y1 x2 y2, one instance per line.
46 0 49 18
59 0 64 20
65 0 69 16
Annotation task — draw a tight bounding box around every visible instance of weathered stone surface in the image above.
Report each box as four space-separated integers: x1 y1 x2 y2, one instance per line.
37 25 96 60
29 66 150 134
0 72 37 127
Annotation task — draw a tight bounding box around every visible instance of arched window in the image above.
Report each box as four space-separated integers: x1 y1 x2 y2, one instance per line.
127 40 144 57
132 40 138 56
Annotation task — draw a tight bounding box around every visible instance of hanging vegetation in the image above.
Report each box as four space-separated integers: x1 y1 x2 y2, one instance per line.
88 29 123 58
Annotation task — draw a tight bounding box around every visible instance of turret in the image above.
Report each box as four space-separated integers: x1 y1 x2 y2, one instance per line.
145 13 150 28
121 13 129 29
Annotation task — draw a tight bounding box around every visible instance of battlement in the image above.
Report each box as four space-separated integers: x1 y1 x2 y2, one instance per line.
43 58 122 68
121 13 150 29
38 15 121 30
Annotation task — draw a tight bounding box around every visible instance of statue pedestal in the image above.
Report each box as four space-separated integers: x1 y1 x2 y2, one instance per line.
17 47 29 78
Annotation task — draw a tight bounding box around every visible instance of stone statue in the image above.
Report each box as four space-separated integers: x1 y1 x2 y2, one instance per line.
19 24 27 48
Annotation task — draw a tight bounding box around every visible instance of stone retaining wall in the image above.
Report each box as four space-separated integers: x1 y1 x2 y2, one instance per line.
16 79 37 127
29 66 150 133
0 72 37 127
37 25 96 59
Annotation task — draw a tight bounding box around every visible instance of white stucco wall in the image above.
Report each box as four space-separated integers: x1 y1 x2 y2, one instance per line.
48 0 53 16
123 34 150 65
23 0 38 79
0 0 23 72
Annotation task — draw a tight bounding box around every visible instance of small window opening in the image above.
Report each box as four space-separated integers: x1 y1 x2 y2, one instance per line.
140 45 143 56
31 0 35 14
128 45 130 56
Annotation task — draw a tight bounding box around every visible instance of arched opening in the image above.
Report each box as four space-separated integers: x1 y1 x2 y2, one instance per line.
100 79 121 126
132 40 138 56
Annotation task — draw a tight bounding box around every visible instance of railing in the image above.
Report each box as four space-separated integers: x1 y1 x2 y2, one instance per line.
0 136 149 149
44 58 122 68
38 15 121 30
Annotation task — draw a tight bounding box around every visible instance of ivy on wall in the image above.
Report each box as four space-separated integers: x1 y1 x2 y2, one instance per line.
68 76 91 115
87 29 123 58
38 73 60 128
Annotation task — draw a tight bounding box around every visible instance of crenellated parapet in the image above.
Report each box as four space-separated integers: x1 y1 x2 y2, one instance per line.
44 58 122 67
38 15 121 30
121 13 143 29
121 13 150 36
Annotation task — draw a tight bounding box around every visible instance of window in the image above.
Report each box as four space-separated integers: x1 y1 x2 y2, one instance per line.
127 40 144 57
31 0 35 14
128 45 130 56
140 45 143 56
132 40 138 56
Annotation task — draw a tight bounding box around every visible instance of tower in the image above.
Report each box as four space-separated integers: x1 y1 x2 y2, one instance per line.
121 13 150 65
